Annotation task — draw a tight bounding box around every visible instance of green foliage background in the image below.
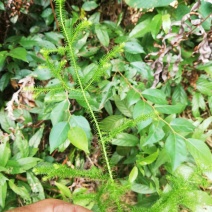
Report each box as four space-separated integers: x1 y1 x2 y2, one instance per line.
0 0 212 211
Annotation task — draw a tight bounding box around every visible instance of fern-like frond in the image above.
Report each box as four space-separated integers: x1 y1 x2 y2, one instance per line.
33 162 108 181
85 43 125 90
102 112 155 143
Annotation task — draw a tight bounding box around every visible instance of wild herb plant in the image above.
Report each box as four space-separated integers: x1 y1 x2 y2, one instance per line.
0 0 212 211
31 0 212 211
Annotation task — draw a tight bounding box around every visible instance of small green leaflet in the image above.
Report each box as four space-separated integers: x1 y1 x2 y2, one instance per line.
124 41 145 54
142 89 168 105
111 133 139 146
82 1 98 11
125 0 175 9
170 118 195 133
129 166 138 183
95 24 109 47
0 183 7 208
68 127 89 153
49 121 70 153
155 103 185 114
8 47 28 62
137 150 159 166
165 133 187 171
186 138 212 169
143 128 165 146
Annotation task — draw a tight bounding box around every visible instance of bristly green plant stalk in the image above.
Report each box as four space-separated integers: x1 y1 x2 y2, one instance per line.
54 0 114 182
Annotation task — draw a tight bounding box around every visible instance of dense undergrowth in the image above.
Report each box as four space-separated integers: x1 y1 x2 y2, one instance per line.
0 0 212 211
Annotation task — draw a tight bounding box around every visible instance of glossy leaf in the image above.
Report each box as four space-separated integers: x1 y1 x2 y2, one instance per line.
170 118 195 133
0 141 11 167
114 95 133 117
186 139 212 169
142 89 167 105
9 180 31 202
68 127 89 153
0 182 7 208
95 24 109 47
112 133 139 146
192 92 206 117
8 47 28 62
29 125 44 148
55 182 71 199
131 183 156 194
129 166 138 183
162 14 171 33
82 1 98 11
124 41 145 54
143 128 165 146
165 133 187 171
129 19 151 38
125 0 175 9
155 103 185 114
196 78 212 96
49 122 70 153
69 115 92 141
51 100 70 125
100 115 125 132
137 150 159 166
172 85 188 105
27 171 45 200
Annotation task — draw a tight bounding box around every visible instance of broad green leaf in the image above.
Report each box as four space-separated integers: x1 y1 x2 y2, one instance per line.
155 103 185 114
196 77 212 96
125 0 175 9
9 180 31 202
130 61 153 80
192 92 206 117
0 141 11 167
16 157 41 172
126 90 140 106
129 19 151 38
150 14 162 39
170 118 195 133
199 1 212 30
82 1 98 11
162 14 171 33
114 95 133 117
34 66 53 80
100 115 125 132
0 51 7 71
0 73 10 91
8 47 28 62
68 127 89 153
95 24 109 47
137 150 159 166
27 172 45 200
131 183 156 194
143 128 165 146
0 173 8 186
0 183 7 208
0 109 16 133
111 133 139 146
185 190 212 211
124 41 145 54
0 2 5 10
172 84 188 105
142 89 168 105
45 90 66 103
165 134 187 171
69 115 92 141
29 125 44 148
19 37 38 49
15 130 29 158
133 100 153 131
55 182 71 199
49 122 70 153
186 139 212 169
129 166 138 183
50 100 70 125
